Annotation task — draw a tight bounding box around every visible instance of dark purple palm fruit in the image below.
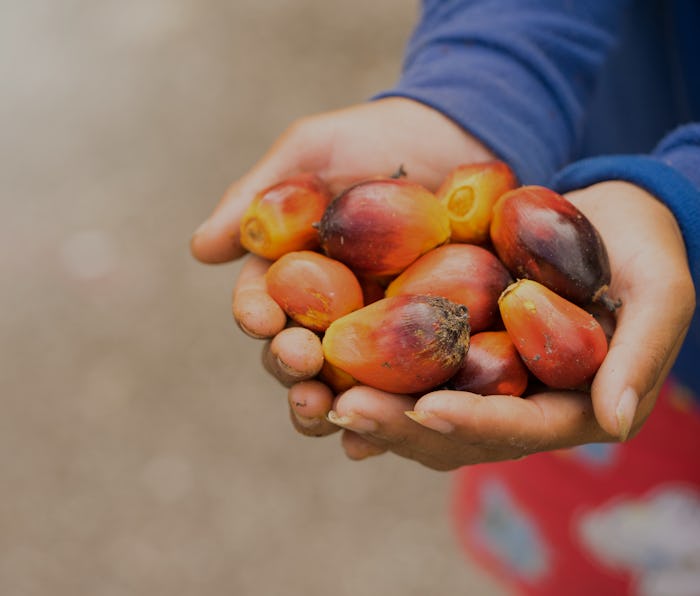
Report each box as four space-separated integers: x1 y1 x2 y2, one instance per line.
490 185 620 310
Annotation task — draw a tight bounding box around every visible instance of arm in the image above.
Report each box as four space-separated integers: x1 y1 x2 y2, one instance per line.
552 123 700 283
375 0 633 184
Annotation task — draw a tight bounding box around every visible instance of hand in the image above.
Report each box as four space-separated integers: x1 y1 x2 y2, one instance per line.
191 98 494 440
323 181 696 470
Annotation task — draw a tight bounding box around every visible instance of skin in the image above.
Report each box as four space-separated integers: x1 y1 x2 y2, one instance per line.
192 98 696 470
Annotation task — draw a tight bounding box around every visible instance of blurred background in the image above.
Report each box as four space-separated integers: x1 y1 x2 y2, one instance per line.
0 1 503 594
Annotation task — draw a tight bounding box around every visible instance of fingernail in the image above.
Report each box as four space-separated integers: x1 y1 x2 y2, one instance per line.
327 410 378 433
276 356 302 379
616 387 639 442
404 410 454 434
293 412 321 430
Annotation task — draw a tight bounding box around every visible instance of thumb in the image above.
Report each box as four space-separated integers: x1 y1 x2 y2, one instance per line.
190 121 321 264
564 181 695 443
591 283 692 441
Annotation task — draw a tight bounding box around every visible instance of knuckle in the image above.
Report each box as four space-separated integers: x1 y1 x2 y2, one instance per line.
284 115 317 141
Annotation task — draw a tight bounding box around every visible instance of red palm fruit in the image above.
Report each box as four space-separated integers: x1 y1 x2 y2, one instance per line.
490 185 619 310
318 177 450 277
585 303 617 345
498 279 608 389
436 161 517 244
240 173 332 260
448 331 529 396
266 251 363 332
357 275 387 306
385 244 512 332
318 360 357 394
322 295 470 394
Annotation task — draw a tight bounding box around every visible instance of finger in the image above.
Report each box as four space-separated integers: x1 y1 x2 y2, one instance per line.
409 389 611 453
262 327 324 387
567 183 695 441
328 386 418 436
327 386 454 460
592 242 695 441
190 183 251 264
232 255 286 338
591 282 693 441
287 381 339 437
340 430 388 460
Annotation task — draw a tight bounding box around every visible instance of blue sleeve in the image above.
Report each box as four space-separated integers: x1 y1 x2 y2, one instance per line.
551 124 700 395
374 0 633 185
551 124 700 286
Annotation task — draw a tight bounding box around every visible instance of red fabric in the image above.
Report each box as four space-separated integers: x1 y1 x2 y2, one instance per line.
451 379 700 596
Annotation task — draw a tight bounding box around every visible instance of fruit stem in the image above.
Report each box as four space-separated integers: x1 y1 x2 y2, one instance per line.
497 279 525 306
593 285 622 311
390 164 407 179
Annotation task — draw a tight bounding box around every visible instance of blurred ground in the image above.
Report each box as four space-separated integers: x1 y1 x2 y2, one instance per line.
0 1 504 594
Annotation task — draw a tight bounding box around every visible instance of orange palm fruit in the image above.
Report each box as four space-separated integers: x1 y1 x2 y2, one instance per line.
448 331 529 396
322 295 470 394
436 161 517 243
266 250 363 332
490 185 619 309
318 177 450 277
318 360 357 394
240 173 331 260
498 279 608 389
385 244 512 332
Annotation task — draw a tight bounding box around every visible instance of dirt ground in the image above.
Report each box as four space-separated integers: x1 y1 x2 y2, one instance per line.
1 1 504 594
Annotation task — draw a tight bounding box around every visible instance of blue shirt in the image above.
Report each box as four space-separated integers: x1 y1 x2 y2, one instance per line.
377 0 700 394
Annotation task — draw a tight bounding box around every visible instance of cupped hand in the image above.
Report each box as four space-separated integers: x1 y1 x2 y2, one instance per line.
322 181 696 470
192 97 494 439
